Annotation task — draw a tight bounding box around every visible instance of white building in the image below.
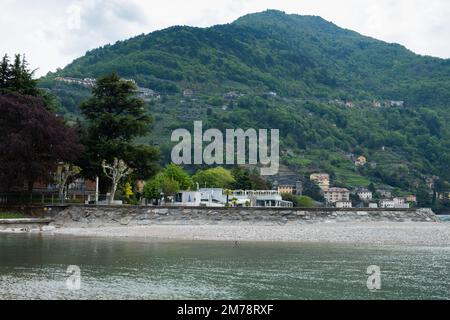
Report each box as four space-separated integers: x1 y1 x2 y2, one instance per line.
379 199 395 208
174 191 202 206
173 188 227 207
233 190 293 208
199 188 229 206
393 197 410 208
336 201 352 208
390 100 405 107
174 189 293 208
183 89 194 98
379 199 410 209
324 188 350 204
137 87 160 101
357 188 373 201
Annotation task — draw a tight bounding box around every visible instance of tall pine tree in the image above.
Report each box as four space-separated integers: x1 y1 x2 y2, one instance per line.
0 54 11 89
78 72 159 185
0 53 59 110
0 54 39 95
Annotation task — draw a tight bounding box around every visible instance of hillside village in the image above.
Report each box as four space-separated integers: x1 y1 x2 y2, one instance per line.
21 9 449 215
55 76 161 101
43 76 447 210
278 172 418 209
172 172 422 209
27 165 441 210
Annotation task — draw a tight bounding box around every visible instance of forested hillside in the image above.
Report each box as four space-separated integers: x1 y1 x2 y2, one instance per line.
39 10 450 196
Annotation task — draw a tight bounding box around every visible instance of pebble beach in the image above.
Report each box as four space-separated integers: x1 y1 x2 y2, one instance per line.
52 222 450 246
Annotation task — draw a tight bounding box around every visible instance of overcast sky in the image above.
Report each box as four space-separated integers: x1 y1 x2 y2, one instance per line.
1 0 450 77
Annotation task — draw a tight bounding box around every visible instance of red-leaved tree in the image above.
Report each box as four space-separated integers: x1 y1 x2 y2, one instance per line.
0 93 84 195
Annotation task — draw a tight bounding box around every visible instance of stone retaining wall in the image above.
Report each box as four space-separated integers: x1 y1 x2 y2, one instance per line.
0 218 53 231
0 205 69 217
51 205 439 227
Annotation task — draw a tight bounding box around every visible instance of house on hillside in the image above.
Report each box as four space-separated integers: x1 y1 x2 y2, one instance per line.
183 89 194 98
55 77 96 87
356 188 373 201
330 99 346 107
137 87 160 101
224 91 241 100
324 188 350 205
345 101 354 108
372 100 382 108
264 91 277 98
277 185 294 194
390 100 405 107
310 173 330 191
355 156 367 167
276 181 303 196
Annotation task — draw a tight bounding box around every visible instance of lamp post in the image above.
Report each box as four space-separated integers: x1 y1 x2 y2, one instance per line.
56 162 65 204
95 176 99 204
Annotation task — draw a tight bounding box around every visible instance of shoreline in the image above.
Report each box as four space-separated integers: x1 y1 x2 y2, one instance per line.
40 221 450 246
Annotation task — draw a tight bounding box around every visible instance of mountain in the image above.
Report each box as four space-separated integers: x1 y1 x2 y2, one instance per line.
39 10 450 193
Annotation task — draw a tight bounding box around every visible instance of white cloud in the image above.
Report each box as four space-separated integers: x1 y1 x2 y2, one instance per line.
1 0 449 77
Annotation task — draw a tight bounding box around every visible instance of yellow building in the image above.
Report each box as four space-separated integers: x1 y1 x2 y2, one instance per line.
277 185 295 194
355 156 367 166
310 173 330 191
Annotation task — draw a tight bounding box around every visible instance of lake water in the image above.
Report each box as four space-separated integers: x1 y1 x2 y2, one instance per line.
0 233 449 300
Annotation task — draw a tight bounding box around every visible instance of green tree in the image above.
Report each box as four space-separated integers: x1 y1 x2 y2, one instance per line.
143 164 192 202
7 54 39 95
160 177 180 198
0 54 11 89
1 53 59 111
230 167 253 190
193 167 235 188
224 189 232 207
302 179 325 202
417 187 432 208
297 196 316 208
143 175 163 201
281 193 316 208
163 163 193 190
230 166 270 190
248 168 271 190
78 72 159 184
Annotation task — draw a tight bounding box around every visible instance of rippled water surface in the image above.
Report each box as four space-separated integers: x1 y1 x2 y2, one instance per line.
0 233 449 300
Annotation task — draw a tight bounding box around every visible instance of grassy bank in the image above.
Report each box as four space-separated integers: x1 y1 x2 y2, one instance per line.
0 213 24 219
